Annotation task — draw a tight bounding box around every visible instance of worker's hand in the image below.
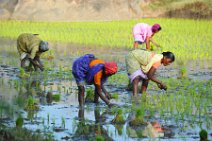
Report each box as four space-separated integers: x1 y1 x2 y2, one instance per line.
157 83 167 91
40 66 44 71
156 44 160 48
108 103 118 108
105 93 111 100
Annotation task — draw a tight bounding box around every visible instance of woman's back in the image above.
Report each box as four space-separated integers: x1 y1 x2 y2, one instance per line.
129 49 152 66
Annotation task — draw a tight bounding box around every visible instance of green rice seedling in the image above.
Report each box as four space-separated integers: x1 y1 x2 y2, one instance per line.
85 88 94 102
95 135 105 141
129 106 146 127
0 127 55 141
19 68 30 79
112 109 125 124
179 67 187 79
1 19 211 61
25 96 39 111
111 93 119 100
114 124 123 136
47 113 50 125
52 118 55 127
16 115 24 128
199 129 208 141
52 94 60 102
61 116 66 129
35 81 39 88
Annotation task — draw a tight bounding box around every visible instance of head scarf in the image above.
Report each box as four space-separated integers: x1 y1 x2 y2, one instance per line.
104 62 118 75
152 24 161 33
39 41 49 52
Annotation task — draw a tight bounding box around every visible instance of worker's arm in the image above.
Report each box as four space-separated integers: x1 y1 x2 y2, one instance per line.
150 38 160 47
147 67 167 90
34 56 44 68
145 36 151 50
134 41 139 49
28 58 44 71
101 85 111 100
95 84 110 105
28 46 44 71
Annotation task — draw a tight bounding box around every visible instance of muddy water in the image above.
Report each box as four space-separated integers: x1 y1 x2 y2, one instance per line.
0 37 212 141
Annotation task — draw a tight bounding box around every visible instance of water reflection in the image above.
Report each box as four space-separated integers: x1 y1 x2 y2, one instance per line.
72 107 113 141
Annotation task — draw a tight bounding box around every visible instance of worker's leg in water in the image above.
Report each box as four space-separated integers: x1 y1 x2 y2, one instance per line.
78 85 85 108
94 87 99 103
132 76 140 96
141 79 149 93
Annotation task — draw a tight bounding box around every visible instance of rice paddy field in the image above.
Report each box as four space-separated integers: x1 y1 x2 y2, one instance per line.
0 18 212 141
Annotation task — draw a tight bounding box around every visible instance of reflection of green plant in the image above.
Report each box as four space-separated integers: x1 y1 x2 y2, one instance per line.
96 135 104 141
47 113 50 125
0 127 55 141
114 125 123 136
27 111 36 121
85 88 94 102
62 117 65 129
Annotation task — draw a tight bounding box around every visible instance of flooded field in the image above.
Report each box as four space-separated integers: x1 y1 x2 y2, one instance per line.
0 37 212 141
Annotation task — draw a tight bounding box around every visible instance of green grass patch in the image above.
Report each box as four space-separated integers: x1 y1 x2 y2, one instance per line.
0 19 211 60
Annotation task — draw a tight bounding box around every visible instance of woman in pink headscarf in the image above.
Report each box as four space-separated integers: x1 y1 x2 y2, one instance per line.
132 23 161 50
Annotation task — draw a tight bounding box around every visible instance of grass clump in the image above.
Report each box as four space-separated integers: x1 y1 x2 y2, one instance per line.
199 129 208 141
85 88 94 102
95 135 105 141
25 96 39 111
0 127 55 141
129 108 147 127
112 109 125 124
52 94 60 102
15 116 24 128
111 93 119 100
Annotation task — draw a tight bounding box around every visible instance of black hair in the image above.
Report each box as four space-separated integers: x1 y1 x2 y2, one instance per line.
162 51 175 62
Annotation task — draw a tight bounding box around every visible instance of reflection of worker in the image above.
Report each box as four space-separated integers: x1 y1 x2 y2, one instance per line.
145 121 174 138
17 33 49 71
133 23 161 49
126 50 175 96
73 108 113 141
72 54 118 108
